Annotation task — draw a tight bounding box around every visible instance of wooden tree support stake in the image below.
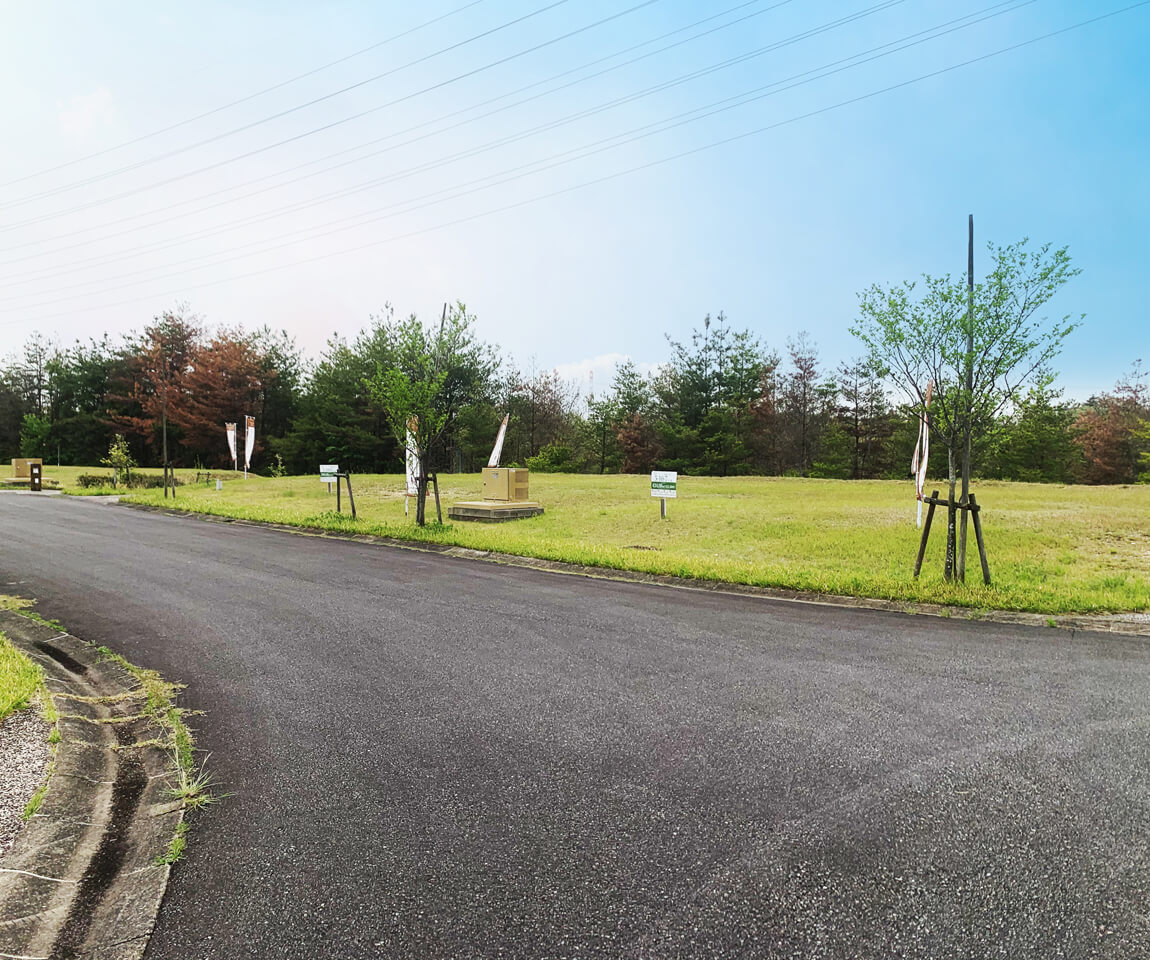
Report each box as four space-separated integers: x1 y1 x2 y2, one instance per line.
913 490 939 579
914 491 990 584
431 472 442 524
335 471 356 519
969 493 990 585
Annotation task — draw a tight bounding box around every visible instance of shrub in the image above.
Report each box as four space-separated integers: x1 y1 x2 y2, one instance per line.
526 444 575 473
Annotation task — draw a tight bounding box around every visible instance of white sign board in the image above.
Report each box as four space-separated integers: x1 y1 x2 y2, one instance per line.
650 470 677 498
320 464 339 482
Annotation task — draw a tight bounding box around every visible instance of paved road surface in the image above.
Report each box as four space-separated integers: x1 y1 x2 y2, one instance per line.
2 495 1148 959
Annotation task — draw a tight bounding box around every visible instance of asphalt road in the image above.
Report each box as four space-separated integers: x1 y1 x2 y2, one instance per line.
2 495 1149 959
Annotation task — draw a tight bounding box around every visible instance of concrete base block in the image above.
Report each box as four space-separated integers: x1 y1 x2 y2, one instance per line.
448 501 544 522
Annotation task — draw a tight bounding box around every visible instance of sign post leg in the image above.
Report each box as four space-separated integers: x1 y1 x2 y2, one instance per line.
660 497 666 519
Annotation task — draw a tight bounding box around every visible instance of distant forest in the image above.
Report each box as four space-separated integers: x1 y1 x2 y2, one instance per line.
2 307 1146 484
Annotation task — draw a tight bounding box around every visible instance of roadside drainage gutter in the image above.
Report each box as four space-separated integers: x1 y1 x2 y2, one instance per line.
0 611 181 960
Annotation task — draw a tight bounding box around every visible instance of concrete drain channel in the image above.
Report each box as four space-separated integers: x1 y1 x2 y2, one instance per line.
0 611 184 960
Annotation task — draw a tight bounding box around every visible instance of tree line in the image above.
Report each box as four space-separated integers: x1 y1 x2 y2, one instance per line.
2 295 1146 487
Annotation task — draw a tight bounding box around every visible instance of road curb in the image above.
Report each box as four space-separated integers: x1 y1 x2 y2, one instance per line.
0 611 181 960
116 500 1150 639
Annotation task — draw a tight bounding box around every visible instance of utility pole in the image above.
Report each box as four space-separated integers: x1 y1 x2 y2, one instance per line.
957 214 974 581
162 348 170 499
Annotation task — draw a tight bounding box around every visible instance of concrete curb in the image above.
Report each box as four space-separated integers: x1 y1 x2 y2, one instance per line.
118 501 1150 639
0 611 180 960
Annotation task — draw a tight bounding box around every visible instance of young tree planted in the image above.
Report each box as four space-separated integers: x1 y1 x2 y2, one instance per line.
852 237 1081 580
364 303 497 525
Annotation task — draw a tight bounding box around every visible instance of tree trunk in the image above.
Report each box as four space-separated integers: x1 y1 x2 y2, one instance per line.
416 454 428 526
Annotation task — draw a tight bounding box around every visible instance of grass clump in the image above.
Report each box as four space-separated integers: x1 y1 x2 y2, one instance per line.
157 820 188 865
91 645 218 863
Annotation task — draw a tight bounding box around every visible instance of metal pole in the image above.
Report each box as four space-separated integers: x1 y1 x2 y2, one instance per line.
162 356 169 500
958 214 974 582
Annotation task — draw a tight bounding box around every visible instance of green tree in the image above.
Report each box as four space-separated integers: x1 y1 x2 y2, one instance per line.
988 381 1078 482
852 238 1081 579
364 303 497 525
100 434 136 487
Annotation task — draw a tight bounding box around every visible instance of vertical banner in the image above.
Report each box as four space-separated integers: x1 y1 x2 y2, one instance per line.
225 422 237 469
405 417 419 515
487 413 509 468
911 381 933 527
244 415 256 475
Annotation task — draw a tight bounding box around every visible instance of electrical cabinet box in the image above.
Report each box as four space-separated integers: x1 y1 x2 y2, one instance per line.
11 458 41 478
482 467 529 502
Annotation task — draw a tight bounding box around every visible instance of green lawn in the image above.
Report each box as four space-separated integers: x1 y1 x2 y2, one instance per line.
0 598 45 722
74 470 1150 615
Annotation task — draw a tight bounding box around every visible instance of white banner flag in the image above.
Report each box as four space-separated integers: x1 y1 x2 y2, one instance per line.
225 422 237 468
244 415 256 471
487 413 509 468
911 382 933 527
405 418 419 497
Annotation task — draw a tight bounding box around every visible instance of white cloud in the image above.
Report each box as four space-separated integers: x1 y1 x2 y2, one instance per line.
58 87 115 138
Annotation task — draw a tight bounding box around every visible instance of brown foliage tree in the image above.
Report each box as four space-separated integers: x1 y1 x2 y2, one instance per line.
616 412 661 474
172 329 271 468
1072 364 1148 484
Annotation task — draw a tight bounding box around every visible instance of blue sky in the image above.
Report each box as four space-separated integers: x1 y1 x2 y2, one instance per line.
1 0 1146 399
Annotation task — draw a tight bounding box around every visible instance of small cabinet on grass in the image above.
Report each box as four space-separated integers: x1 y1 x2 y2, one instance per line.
482 467 529 502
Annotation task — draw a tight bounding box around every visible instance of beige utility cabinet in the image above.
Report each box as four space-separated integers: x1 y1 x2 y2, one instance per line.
482 467 529 502
11 458 42 478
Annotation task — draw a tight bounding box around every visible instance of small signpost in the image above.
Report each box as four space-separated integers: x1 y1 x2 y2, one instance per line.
651 470 677 518
319 465 356 519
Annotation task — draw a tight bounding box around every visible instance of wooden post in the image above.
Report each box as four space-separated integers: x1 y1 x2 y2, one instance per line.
336 475 341 513
344 473 356 520
660 497 666 519
431 472 442 524
969 494 990 585
913 490 939 578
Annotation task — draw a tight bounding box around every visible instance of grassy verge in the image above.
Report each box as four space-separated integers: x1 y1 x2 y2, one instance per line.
109 471 1150 615
0 627 44 721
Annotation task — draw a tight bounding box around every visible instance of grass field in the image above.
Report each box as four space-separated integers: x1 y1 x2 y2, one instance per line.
34 468 1142 615
0 598 46 722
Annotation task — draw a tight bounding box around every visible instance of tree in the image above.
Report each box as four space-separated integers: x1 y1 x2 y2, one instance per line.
777 333 835 476
100 434 136 487
111 307 201 467
172 329 268 467
852 238 1081 579
1072 363 1148 484
364 303 497 525
989 380 1078 483
835 358 891 479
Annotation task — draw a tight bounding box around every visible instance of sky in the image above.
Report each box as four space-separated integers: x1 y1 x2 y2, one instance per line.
1 0 1147 400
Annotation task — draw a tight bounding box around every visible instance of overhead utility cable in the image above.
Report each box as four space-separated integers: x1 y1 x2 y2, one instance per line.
0 0 490 189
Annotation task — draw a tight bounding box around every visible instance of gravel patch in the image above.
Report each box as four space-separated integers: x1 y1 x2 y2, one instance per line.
0 706 51 860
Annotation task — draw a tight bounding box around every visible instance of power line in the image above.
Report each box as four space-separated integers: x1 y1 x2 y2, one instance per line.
8 0 1136 324
0 0 664 212
0 0 922 285
0 0 783 256
0 0 490 190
